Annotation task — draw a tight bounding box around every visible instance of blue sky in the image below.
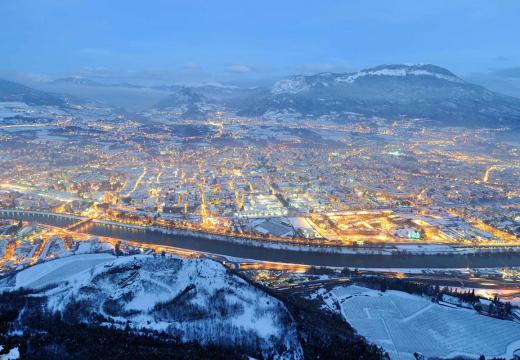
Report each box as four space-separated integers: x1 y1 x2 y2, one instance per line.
1 0 520 89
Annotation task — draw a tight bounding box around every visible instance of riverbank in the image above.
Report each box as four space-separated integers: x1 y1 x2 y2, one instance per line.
2 210 520 268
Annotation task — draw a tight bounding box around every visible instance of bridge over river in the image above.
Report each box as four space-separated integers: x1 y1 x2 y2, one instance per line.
2 209 520 269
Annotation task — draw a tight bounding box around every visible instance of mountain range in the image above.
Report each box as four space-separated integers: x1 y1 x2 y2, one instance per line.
2 64 520 127
0 78 65 106
154 64 520 126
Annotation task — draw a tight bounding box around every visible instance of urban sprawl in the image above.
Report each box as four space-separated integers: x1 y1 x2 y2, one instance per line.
1 100 520 271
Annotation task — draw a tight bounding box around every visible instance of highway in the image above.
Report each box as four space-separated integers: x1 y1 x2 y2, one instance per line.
271 273 520 302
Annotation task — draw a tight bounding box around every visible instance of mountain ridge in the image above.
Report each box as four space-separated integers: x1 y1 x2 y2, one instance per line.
3 63 520 127
271 64 465 95
0 78 65 106
148 64 520 126
238 64 520 126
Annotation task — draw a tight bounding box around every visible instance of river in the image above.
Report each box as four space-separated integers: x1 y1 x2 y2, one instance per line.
2 211 520 268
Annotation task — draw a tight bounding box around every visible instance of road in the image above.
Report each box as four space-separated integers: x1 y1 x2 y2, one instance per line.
273 272 520 299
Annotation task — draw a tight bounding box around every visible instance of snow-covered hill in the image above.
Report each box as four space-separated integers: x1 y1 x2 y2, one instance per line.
318 285 520 359
241 64 520 126
271 64 464 95
0 253 302 358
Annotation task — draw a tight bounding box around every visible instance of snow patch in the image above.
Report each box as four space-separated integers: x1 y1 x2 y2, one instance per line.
335 67 463 84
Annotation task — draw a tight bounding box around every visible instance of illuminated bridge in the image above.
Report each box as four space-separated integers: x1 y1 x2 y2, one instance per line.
0 209 85 221
66 218 94 231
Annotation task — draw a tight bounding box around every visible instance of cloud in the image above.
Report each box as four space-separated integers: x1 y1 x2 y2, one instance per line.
495 56 510 62
77 48 115 57
77 66 109 76
0 70 52 84
54 67 182 85
183 62 201 71
490 66 520 78
465 67 520 99
225 64 252 74
296 63 355 75
21 72 52 83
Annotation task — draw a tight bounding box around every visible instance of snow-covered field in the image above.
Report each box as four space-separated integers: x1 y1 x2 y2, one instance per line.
330 285 520 359
0 253 302 358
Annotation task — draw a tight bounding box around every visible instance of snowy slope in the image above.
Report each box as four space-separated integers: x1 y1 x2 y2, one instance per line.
0 254 302 358
328 285 520 359
242 64 520 126
14 253 115 288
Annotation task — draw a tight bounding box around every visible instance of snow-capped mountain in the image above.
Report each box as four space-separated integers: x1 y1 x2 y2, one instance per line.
5 64 520 126
240 64 520 126
334 64 464 84
271 64 464 95
150 64 520 126
0 253 302 358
